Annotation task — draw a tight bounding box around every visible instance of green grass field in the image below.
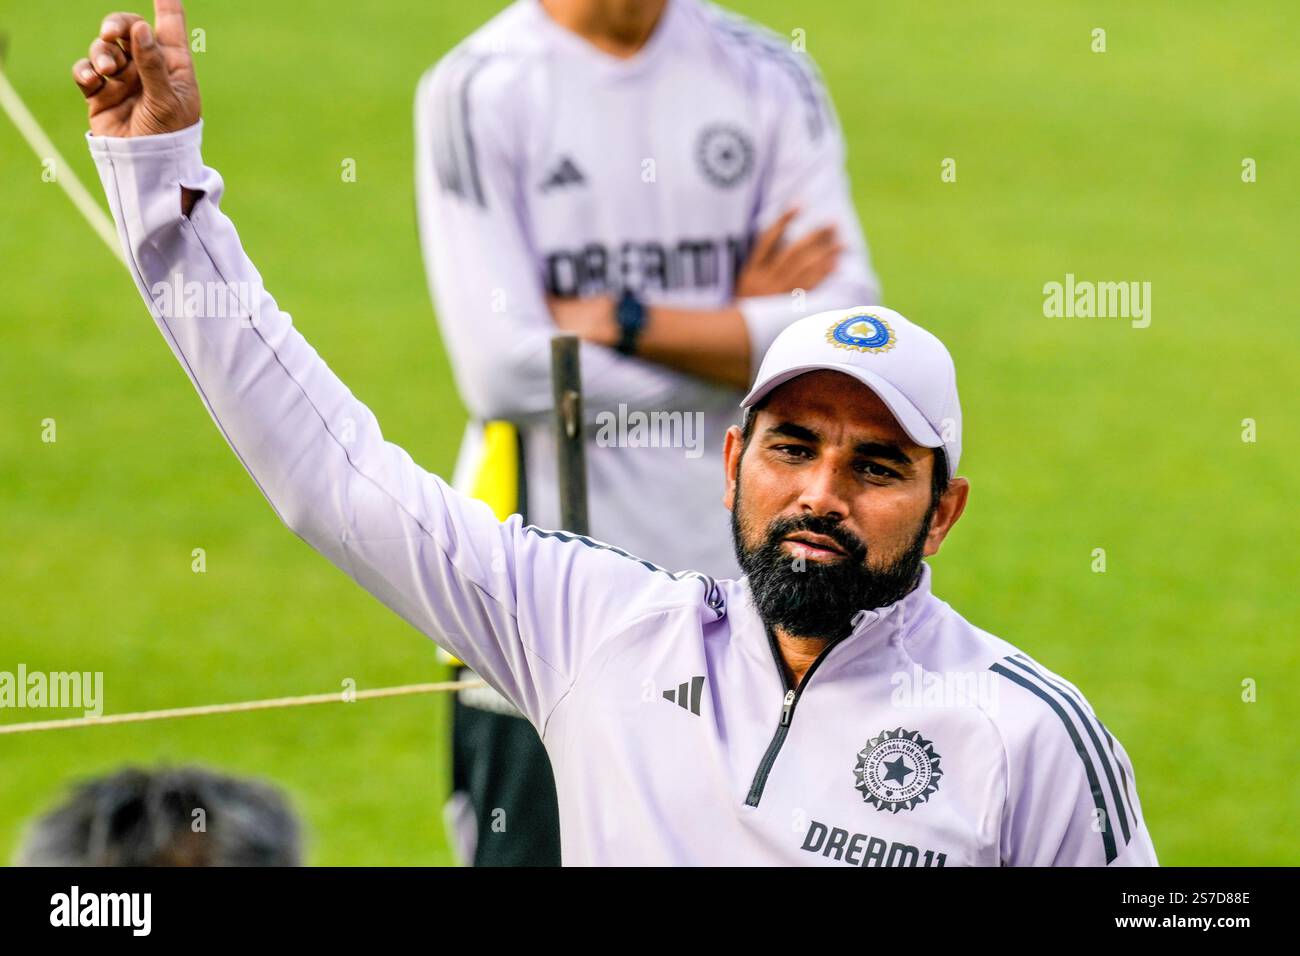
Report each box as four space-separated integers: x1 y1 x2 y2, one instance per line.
1 0 1296 865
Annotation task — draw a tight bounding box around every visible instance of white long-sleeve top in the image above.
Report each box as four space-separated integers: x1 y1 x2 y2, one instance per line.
415 0 881 577
87 122 1157 867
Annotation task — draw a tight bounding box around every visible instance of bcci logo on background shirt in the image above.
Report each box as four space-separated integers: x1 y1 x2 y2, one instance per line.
853 727 943 813
696 123 754 188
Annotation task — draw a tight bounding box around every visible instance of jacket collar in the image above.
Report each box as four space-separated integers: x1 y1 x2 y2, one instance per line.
738 560 939 665
845 559 936 645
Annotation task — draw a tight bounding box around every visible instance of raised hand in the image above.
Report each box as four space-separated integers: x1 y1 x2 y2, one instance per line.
71 0 201 138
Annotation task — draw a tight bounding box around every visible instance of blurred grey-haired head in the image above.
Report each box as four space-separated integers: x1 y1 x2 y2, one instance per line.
15 765 303 867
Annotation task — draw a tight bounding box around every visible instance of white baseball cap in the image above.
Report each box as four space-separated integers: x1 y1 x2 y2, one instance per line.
741 306 962 479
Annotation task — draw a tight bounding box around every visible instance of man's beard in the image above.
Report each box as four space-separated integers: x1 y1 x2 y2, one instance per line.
731 482 934 643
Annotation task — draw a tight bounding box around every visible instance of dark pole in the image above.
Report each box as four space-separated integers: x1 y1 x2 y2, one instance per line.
550 334 589 536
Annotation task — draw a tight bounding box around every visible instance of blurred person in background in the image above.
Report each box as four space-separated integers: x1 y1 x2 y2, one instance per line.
416 0 880 866
16 765 303 866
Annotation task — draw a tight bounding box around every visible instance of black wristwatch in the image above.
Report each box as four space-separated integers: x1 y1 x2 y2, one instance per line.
614 288 647 356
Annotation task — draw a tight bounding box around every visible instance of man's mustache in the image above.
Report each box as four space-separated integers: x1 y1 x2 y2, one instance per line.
763 514 868 564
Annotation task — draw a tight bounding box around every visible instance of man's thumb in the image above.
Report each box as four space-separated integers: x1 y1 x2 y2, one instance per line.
131 21 169 95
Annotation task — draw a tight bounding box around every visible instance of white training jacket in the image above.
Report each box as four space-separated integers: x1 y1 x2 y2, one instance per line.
88 123 1158 867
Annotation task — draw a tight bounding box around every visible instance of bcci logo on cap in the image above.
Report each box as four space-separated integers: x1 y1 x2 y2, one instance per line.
827 313 896 354
853 727 943 813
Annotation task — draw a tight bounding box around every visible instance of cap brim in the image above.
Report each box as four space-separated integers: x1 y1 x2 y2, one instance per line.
741 363 943 449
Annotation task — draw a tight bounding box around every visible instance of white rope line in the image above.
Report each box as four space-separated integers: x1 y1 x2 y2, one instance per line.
0 678 488 735
0 62 126 263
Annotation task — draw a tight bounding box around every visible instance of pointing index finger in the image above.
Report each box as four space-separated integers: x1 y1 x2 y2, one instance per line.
152 0 190 48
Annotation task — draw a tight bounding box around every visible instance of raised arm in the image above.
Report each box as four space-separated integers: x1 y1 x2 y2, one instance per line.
72 1 710 730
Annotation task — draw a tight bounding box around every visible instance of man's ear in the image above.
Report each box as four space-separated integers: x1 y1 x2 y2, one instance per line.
924 476 970 557
722 425 744 512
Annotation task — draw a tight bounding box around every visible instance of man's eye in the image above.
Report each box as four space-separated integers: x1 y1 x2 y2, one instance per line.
773 444 813 459
856 461 899 479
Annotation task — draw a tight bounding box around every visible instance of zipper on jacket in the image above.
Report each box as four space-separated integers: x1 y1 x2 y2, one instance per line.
743 626 848 807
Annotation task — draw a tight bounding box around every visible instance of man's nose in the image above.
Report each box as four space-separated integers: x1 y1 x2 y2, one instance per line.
795 458 852 520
